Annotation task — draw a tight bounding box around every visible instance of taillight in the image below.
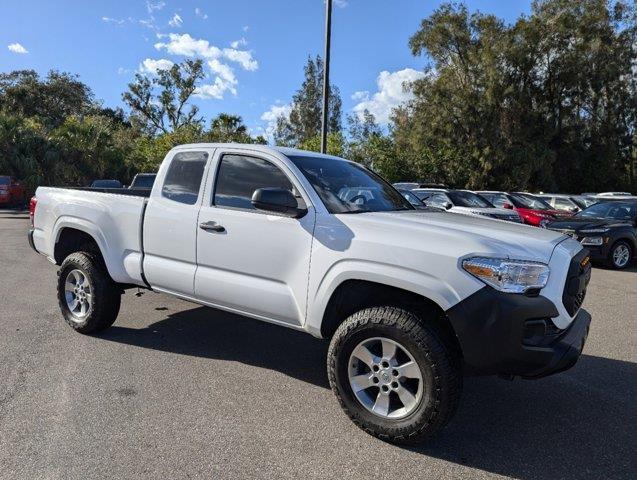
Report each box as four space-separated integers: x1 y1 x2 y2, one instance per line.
29 196 37 226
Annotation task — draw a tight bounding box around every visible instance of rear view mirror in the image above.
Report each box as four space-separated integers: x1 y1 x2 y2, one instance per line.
251 188 307 218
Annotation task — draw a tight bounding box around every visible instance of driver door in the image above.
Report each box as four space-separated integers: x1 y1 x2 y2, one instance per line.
194 148 316 326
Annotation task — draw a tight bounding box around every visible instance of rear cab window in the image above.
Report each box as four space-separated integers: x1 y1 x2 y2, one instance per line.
162 151 209 205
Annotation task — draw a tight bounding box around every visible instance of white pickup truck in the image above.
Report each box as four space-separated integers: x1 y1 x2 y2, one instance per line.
29 144 592 443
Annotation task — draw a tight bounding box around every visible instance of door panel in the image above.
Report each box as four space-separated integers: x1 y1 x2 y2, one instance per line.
143 150 211 295
195 151 315 326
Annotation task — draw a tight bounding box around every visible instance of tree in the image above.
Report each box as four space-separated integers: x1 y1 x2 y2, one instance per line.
123 59 205 134
394 0 636 191
207 113 266 144
274 56 342 147
0 70 95 128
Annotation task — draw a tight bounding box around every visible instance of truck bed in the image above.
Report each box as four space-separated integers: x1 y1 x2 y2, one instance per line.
31 186 148 286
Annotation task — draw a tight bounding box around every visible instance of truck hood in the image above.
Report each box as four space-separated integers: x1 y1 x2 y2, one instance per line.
336 210 566 263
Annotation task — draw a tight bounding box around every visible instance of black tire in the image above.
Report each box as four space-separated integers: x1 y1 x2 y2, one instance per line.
607 240 633 270
327 306 462 444
57 251 121 334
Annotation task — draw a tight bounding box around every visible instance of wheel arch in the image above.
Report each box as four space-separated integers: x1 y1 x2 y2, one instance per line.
316 279 463 360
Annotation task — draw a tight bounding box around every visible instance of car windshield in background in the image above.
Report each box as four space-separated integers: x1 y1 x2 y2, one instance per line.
132 175 156 189
0 177 9 185
510 193 552 210
448 191 492 208
576 201 637 220
399 190 424 207
287 155 413 213
91 180 122 188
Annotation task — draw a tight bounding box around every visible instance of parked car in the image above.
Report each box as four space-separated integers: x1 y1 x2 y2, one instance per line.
129 173 157 190
0 175 27 207
392 182 448 190
478 191 571 227
547 200 637 269
412 188 523 222
90 179 123 189
596 192 632 197
396 188 430 209
29 144 592 444
537 193 587 213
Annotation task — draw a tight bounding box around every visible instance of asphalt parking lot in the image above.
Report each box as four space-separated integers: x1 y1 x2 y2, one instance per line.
1 210 635 480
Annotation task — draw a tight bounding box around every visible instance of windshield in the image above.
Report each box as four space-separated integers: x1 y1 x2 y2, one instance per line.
0 177 9 186
132 175 156 189
448 191 492 208
576 202 636 220
510 193 552 210
287 155 413 213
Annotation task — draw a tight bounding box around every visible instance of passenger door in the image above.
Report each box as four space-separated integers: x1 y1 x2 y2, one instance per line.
143 149 212 296
194 150 315 326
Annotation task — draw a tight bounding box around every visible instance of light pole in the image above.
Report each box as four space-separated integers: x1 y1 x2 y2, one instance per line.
320 0 332 154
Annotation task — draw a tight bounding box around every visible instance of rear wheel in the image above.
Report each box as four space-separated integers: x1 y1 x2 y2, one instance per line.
607 241 632 270
327 306 462 444
57 252 121 333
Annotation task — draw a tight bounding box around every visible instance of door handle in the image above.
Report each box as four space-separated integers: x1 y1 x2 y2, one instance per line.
199 221 226 233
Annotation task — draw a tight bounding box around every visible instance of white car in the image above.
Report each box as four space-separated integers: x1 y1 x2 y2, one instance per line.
28 144 591 444
412 188 523 223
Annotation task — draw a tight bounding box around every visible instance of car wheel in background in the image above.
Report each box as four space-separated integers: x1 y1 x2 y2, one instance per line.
607 240 632 270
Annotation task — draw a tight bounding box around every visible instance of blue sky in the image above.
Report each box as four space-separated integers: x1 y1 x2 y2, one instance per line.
1 0 531 138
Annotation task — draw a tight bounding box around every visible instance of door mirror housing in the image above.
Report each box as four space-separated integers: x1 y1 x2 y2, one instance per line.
251 188 307 218
443 202 453 210
503 203 514 210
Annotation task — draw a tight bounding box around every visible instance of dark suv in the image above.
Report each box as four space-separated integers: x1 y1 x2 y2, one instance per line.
547 200 637 269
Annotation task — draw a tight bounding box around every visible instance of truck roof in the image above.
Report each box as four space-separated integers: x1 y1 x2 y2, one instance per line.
171 143 348 162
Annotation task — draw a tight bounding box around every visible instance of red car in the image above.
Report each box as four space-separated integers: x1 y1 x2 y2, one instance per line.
478 191 573 227
0 176 27 207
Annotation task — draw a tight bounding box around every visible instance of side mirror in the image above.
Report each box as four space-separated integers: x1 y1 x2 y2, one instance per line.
251 188 307 218
503 203 514 210
444 202 453 210
570 207 580 213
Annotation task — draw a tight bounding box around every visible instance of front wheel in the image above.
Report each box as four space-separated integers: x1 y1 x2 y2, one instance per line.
607 241 632 270
57 251 121 333
327 307 462 444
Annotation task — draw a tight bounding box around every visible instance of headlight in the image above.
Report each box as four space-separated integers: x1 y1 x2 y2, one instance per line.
462 257 550 293
580 228 609 234
581 237 604 246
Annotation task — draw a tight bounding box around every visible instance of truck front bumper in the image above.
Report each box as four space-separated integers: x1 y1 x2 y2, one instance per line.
27 228 38 253
446 286 591 378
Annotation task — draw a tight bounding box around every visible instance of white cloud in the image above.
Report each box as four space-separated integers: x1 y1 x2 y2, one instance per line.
139 17 157 30
146 1 165 13
139 58 174 75
261 103 292 138
223 48 258 71
102 16 126 25
7 43 28 54
352 68 426 124
168 13 183 28
334 0 348 7
208 59 236 84
195 77 237 100
155 33 258 71
242 25 250 32
230 37 248 49
117 67 130 75
195 7 208 20
155 33 221 59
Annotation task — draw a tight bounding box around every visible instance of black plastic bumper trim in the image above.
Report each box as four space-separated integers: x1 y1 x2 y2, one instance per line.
446 286 591 378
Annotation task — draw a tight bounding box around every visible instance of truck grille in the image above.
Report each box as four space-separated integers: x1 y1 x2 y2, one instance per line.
562 249 592 316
